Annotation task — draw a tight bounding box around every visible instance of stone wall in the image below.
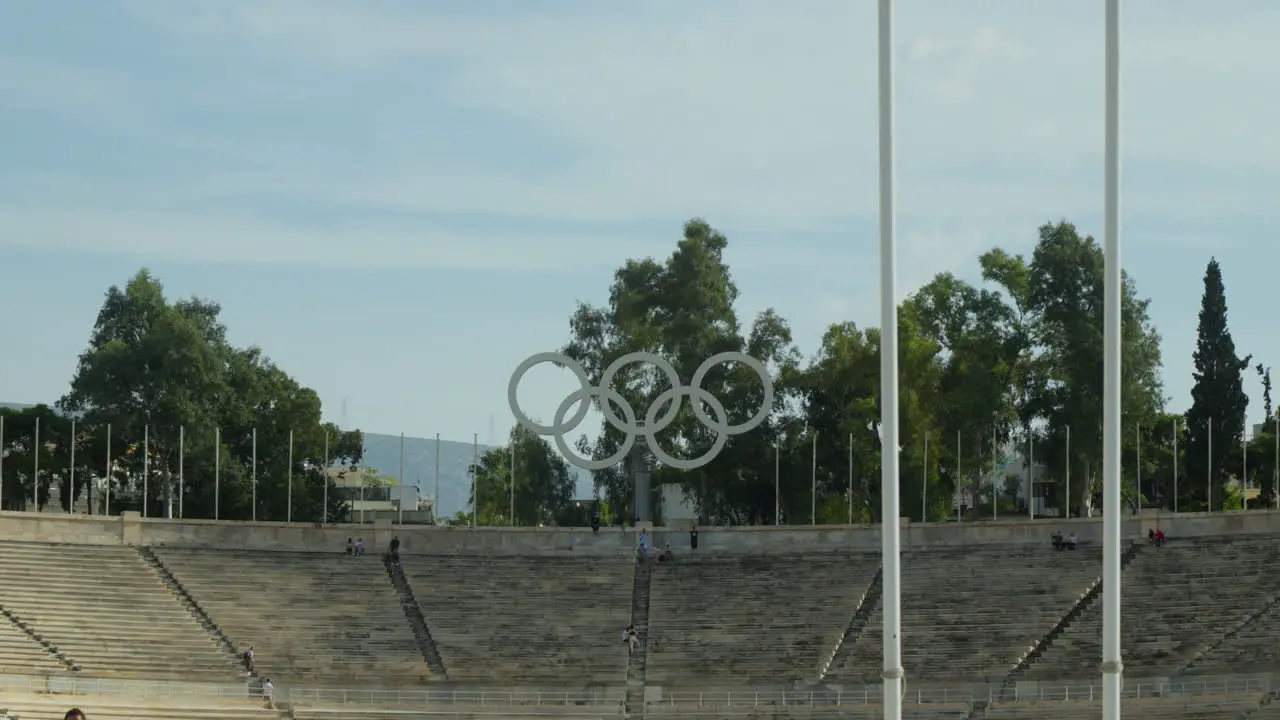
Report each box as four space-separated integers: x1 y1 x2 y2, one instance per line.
2 508 1278 555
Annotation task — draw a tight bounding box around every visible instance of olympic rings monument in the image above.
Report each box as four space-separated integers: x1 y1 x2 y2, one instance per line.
508 350 773 522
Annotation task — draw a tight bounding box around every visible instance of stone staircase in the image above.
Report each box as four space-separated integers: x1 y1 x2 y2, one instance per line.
0 604 77 672
383 555 448 679
625 561 653 718
994 542 1141 704
818 564 882 683
137 546 249 678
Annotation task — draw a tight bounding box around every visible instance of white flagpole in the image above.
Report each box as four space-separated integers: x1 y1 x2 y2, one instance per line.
33 417 40 511
1208 416 1214 511
509 437 516 527
810 430 818 525
1242 420 1248 503
1137 423 1141 506
434 433 441 524
1065 426 1071 519
0 415 4 511
956 430 961 522
1274 415 1278 509
774 443 780 526
251 427 257 521
992 428 998 520
105 423 112 515
287 429 294 523
214 427 220 520
877 0 904 714
847 433 853 525
68 420 76 513
178 426 184 519
471 433 478 526
1028 432 1035 520
322 432 330 523
1100 1 1124 715
921 432 928 521
1173 417 1178 512
398 432 405 525
142 424 148 518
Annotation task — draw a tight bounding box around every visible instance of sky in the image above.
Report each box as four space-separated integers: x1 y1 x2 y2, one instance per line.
2 0 1279 456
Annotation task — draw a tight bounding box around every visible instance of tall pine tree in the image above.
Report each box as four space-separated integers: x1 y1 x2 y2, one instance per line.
1185 258 1251 510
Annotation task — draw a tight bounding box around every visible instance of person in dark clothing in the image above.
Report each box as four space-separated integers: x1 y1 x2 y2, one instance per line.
389 536 401 563
689 524 698 550
1052 531 1064 551
65 710 86 720
590 513 600 534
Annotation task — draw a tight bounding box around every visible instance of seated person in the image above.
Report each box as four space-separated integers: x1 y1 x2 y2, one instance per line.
1067 533 1078 550
1148 529 1156 545
658 543 674 563
1154 529 1166 546
1052 531 1064 551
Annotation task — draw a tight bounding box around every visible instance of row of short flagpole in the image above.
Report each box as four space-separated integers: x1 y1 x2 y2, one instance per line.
0 418 491 526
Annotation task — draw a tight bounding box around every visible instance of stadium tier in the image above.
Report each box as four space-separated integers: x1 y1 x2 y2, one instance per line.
1 513 1280 718
153 548 429 685
646 553 880 687
398 554 633 685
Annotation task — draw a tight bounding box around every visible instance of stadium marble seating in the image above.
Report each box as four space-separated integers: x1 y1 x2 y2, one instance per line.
1024 536 1280 680
645 554 881 688
0 696 281 720
643 703 969 720
154 548 426 685
983 696 1260 719
0 542 241 680
0 617 64 676
824 544 1102 685
398 555 633 686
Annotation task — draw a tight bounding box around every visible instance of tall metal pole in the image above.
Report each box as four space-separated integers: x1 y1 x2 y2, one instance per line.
992 428 998 520
956 430 961 522
921 432 928 522
1028 433 1035 520
1173 418 1178 513
810 430 818 525
1208 417 1214 511
322 432 330 523
398 432 405 525
774 443 780 526
287 429 294 523
33 417 40 511
105 423 112 516
142 424 148 518
213 427 220 521
178 426 184 519
509 436 516 527
1100 1 1124 716
1136 423 1141 504
434 433 441 524
69 420 76 513
877 0 904 714
471 433 478 526
0 415 5 511
1065 426 1071 519
251 427 257 522
1242 420 1248 502
848 433 853 525
1274 415 1278 509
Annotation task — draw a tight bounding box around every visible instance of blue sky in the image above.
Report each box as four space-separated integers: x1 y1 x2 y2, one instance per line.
2 0 1279 452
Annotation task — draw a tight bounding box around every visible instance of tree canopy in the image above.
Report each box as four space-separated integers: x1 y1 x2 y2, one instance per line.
559 219 1269 525
0 269 362 520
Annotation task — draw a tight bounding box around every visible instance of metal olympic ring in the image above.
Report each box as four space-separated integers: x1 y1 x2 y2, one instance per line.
508 350 774 471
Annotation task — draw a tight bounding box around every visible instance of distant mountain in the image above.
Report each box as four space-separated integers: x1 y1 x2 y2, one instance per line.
360 432 593 519
0 403 34 411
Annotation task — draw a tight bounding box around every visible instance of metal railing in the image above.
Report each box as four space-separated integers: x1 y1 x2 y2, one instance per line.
0 674 252 699
286 688 616 708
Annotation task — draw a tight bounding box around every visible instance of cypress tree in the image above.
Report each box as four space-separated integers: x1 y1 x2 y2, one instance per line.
1185 259 1251 510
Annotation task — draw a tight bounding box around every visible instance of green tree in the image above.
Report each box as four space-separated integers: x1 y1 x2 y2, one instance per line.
562 219 801 525
59 269 360 521
1185 258 1250 511
469 426 576 526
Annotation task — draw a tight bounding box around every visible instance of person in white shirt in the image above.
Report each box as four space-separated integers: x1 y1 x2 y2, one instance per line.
355 538 365 556
261 678 275 708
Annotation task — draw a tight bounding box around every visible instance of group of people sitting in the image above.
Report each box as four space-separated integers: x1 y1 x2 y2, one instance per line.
1148 528 1166 546
1051 531 1079 551
636 530 677 563
345 537 366 555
